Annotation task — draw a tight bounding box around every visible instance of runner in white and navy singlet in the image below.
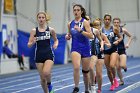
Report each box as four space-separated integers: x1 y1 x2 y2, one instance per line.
117 27 126 55
91 28 104 59
113 17 132 86
89 18 111 93
35 27 54 63
28 12 58 93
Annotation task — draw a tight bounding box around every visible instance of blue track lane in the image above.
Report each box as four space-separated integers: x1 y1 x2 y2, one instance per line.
0 57 140 93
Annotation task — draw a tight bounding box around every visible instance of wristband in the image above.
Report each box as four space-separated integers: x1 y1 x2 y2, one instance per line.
80 30 83 33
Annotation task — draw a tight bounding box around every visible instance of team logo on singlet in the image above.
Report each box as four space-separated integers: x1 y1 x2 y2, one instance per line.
105 32 114 40
45 31 50 39
110 32 114 37
74 22 84 29
36 31 50 41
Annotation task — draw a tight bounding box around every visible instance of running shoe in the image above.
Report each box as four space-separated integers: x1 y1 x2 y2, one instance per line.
72 87 79 93
91 85 96 93
48 84 54 93
119 81 124 85
113 78 119 88
124 68 127 72
85 91 90 93
97 89 101 93
110 85 115 91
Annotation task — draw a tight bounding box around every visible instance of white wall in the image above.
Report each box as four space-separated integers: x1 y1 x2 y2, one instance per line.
101 0 138 22
0 57 30 74
5 0 140 57
125 22 140 57
0 0 1 30
89 0 101 21
16 0 38 33
16 0 90 34
68 0 89 21
46 0 67 34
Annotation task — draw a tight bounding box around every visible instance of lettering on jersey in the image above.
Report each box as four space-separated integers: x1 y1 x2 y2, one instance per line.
110 32 114 37
71 22 84 32
79 22 84 29
45 31 50 39
115 36 118 40
71 28 75 31
106 32 114 40
36 31 50 41
101 53 104 58
95 38 99 44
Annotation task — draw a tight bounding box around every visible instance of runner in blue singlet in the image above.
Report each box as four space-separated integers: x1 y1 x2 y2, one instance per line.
65 4 93 93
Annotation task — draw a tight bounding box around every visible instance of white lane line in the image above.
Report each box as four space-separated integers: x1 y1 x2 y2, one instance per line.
11 85 41 93
0 65 72 82
0 72 73 90
0 72 38 82
0 80 40 90
0 68 73 86
0 77 39 85
116 81 140 93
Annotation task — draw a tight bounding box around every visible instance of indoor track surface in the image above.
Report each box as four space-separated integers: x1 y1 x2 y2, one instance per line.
0 57 140 93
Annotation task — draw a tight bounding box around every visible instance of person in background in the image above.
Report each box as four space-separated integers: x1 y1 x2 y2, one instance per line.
28 11 58 93
88 17 104 93
3 40 25 70
113 17 132 85
90 18 111 93
102 14 122 91
65 4 93 93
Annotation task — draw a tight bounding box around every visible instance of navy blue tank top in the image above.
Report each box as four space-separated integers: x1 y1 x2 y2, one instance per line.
102 26 116 50
117 27 125 50
90 28 100 55
35 27 51 52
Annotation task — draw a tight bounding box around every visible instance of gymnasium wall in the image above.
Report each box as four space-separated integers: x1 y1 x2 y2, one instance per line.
1 0 140 60
16 0 38 33
89 0 140 57
0 32 2 56
124 22 140 57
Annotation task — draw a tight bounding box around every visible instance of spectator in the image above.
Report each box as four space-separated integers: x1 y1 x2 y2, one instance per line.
3 40 25 70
